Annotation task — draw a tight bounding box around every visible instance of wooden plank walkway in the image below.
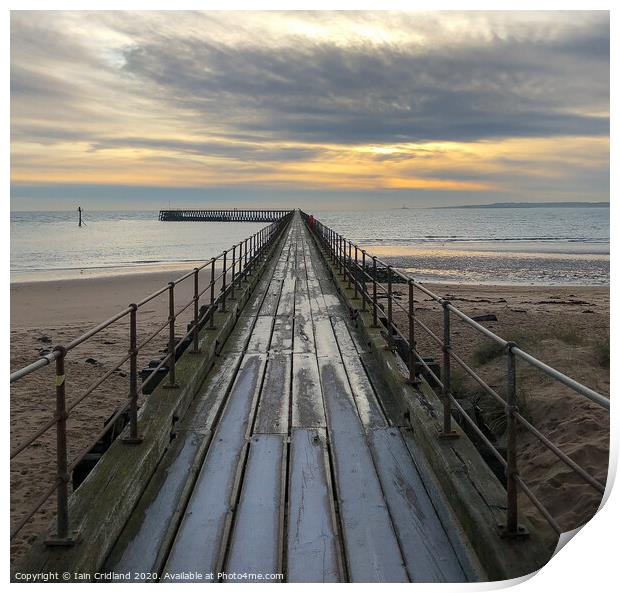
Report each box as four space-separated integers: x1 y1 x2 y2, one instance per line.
104 213 475 583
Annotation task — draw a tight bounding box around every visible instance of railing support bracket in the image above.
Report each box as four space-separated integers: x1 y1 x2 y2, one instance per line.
45 531 78 547
497 523 529 539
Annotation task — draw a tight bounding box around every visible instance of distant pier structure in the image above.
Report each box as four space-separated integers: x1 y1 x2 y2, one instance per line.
159 208 293 222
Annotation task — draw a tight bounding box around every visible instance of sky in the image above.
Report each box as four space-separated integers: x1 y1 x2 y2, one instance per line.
10 10 610 210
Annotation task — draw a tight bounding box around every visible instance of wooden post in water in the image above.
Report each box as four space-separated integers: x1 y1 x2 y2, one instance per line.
78 206 82 227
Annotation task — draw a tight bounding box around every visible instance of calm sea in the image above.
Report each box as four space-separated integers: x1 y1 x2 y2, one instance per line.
10 208 609 285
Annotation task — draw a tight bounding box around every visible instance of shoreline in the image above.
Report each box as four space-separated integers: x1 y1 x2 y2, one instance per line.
11 268 610 330
10 261 213 284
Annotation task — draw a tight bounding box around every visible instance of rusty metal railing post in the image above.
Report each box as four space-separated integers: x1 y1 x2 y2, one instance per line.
231 245 236 300
122 304 142 444
502 341 525 537
46 345 74 545
221 251 227 312
238 241 243 285
192 268 200 353
336 234 340 272
165 282 179 388
439 300 456 437
361 250 367 311
387 265 393 334
354 245 359 299
209 257 216 329
408 280 418 385
372 256 378 327
347 241 352 288
244 238 248 269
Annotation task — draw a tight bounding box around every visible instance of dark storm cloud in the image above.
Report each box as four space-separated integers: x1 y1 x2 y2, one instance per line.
10 12 609 148
117 16 609 144
89 137 322 162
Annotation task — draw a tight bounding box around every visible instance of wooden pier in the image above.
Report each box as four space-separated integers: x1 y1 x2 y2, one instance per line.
103 214 477 582
159 209 293 222
16 211 557 583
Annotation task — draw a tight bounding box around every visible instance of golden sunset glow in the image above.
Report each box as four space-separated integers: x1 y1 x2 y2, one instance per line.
10 11 609 209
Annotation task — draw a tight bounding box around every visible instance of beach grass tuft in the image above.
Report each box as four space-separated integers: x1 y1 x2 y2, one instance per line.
595 337 610 369
552 325 583 345
473 341 505 365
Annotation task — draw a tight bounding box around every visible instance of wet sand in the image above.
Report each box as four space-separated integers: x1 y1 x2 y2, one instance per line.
363 244 609 286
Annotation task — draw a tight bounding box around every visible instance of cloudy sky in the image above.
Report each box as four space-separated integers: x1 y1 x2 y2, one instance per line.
10 11 609 210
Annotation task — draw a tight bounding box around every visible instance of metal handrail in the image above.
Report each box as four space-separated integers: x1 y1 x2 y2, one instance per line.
301 211 609 538
9 211 294 543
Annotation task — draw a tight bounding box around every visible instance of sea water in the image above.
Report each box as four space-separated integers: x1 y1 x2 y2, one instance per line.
10 207 609 285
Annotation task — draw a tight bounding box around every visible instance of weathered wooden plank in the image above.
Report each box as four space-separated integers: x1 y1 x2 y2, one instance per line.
254 353 291 434
313 317 340 359
104 430 208 579
276 276 296 317
270 314 294 352
293 310 315 353
340 353 387 429
307 278 327 317
105 353 244 578
245 316 274 353
360 353 408 426
287 429 342 583
369 428 467 583
318 278 343 314
294 246 307 281
330 316 359 358
224 434 285 580
239 248 285 316
162 354 266 581
293 273 311 317
293 257 314 353
318 358 408 582
398 428 483 582
187 352 245 433
221 312 259 353
291 353 326 428
258 279 284 316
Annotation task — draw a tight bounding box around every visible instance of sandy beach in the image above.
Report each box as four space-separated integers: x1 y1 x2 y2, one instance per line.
10 271 609 565
391 282 609 542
